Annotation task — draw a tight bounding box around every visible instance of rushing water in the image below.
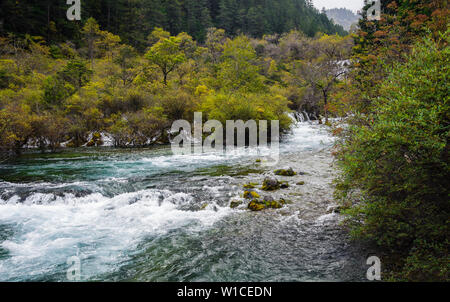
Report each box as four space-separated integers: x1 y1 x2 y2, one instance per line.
0 122 369 282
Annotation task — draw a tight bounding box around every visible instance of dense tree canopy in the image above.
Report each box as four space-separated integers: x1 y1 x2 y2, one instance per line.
0 0 346 49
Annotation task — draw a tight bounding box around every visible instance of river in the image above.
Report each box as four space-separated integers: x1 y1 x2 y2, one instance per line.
0 121 369 281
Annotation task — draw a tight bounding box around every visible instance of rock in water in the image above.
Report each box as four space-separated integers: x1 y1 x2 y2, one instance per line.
230 200 243 209
274 167 297 176
243 191 260 200
262 177 280 191
248 201 266 211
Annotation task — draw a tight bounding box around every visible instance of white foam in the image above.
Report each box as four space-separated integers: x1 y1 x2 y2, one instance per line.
0 189 231 281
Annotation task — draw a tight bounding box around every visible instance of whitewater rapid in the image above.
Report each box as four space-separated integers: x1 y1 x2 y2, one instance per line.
0 122 368 282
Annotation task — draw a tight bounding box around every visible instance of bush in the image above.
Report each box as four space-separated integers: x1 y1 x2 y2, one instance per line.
335 36 449 281
0 104 33 154
201 91 292 134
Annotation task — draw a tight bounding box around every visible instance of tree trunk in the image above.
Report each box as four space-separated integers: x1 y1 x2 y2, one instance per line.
323 90 329 124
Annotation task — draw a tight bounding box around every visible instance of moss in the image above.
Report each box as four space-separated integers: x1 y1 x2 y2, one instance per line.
65 141 77 148
243 182 259 189
274 168 297 176
248 201 266 211
261 178 280 191
198 165 264 177
244 191 260 199
255 159 261 163
280 181 289 189
86 132 103 147
265 200 282 209
92 132 101 140
200 203 208 210
230 200 242 209
296 181 305 185
247 197 288 211
279 198 292 205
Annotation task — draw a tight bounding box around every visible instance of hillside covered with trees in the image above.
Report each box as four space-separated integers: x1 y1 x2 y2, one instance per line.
0 0 346 49
0 22 353 153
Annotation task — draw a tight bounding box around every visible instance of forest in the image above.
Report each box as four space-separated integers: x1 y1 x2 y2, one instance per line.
0 0 448 281
0 0 346 48
0 0 352 153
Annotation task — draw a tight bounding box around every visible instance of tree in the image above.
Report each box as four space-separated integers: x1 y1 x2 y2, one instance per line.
145 35 187 85
295 34 353 123
113 45 138 86
217 35 264 93
81 18 101 67
0 104 33 154
59 58 93 90
205 27 228 64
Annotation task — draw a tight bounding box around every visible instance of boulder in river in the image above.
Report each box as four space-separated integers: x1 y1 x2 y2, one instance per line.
230 200 243 209
262 177 280 191
243 191 260 200
280 181 289 189
243 183 258 189
247 197 285 211
248 201 266 211
274 168 297 176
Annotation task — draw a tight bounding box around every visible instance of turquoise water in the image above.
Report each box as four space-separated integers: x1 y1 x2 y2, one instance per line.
0 123 368 281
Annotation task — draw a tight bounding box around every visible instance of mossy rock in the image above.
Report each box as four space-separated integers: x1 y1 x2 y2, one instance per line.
279 198 293 205
243 183 259 189
86 132 103 147
92 132 101 140
200 203 209 210
264 200 283 209
230 200 243 209
248 198 287 211
280 181 289 189
244 191 260 200
255 159 262 163
274 168 297 176
296 181 305 186
248 201 266 211
261 177 280 191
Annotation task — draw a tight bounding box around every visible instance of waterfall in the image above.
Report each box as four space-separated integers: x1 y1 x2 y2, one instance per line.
303 111 311 123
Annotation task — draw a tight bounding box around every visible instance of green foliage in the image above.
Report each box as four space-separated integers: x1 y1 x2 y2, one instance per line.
59 59 93 90
0 0 346 49
0 16 350 153
335 35 449 281
42 76 73 107
0 104 33 153
217 36 265 93
201 92 292 133
146 35 188 85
